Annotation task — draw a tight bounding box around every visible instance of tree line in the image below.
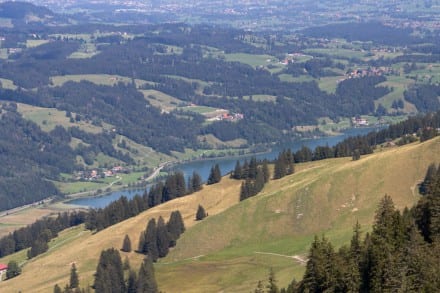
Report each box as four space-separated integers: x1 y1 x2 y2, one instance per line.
0 211 86 258
53 248 159 293
85 166 221 232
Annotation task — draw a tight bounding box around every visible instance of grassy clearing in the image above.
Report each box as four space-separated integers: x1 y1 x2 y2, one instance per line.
25 39 50 48
55 180 109 195
278 74 314 83
317 76 344 93
0 17 12 27
375 75 415 112
224 53 278 68
304 48 367 59
181 105 219 114
140 89 184 112
1 138 439 292
242 94 276 102
0 78 17 90
51 74 130 87
113 134 172 169
68 43 99 59
16 103 106 133
0 48 9 59
198 134 247 148
411 63 440 84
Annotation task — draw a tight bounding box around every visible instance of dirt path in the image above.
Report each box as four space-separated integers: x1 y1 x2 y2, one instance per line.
254 251 308 265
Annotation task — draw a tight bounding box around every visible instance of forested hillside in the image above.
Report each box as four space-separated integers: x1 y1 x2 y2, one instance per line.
0 2 439 210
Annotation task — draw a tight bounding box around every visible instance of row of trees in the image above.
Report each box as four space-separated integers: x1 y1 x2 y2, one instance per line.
137 211 185 262
86 169 205 232
53 248 159 293
261 163 440 292
234 158 270 201
0 211 86 258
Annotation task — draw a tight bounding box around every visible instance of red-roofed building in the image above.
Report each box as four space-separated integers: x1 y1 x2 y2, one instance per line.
0 263 8 281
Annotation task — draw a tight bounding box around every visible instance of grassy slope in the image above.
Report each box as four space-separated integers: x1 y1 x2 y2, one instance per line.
1 138 439 292
0 178 242 292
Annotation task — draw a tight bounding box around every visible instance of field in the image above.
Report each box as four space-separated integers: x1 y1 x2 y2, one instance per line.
0 78 17 89
140 89 183 112
224 53 282 71
26 39 49 48
16 103 106 133
1 137 439 292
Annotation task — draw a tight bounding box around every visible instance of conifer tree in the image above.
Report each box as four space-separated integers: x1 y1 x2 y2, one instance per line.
93 248 126 293
262 160 270 183
232 160 243 179
196 204 207 221
53 284 62 293
69 263 79 289
301 235 337 292
138 231 146 253
191 171 203 192
167 210 185 247
127 270 138 293
143 218 159 262
121 234 132 252
207 164 221 185
248 157 258 179
267 268 279 293
156 216 170 258
137 257 158 293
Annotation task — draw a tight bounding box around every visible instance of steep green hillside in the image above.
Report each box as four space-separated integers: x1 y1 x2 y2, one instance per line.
0 137 439 292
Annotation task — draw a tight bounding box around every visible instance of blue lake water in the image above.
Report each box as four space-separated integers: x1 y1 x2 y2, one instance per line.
68 127 379 209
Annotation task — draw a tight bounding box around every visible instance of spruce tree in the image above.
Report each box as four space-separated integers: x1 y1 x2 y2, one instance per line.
196 204 207 221
191 171 203 192
248 157 258 179
267 268 279 293
156 216 170 258
121 234 132 252
137 257 158 293
167 210 185 246
262 160 270 183
53 284 62 293
93 248 126 293
301 235 337 292
69 263 79 289
232 160 243 179
127 270 138 293
207 164 221 185
143 218 159 262
419 163 437 195
138 231 146 253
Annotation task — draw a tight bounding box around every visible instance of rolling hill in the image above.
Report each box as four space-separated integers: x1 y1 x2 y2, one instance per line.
1 137 439 292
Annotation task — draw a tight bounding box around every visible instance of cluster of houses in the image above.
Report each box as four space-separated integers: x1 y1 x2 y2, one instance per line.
352 117 369 127
346 66 394 79
75 166 129 181
207 111 244 122
279 52 309 65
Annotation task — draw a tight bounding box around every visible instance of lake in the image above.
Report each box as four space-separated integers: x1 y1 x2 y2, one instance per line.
68 127 379 208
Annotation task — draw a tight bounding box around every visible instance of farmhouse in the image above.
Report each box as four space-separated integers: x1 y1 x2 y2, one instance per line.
0 263 7 281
